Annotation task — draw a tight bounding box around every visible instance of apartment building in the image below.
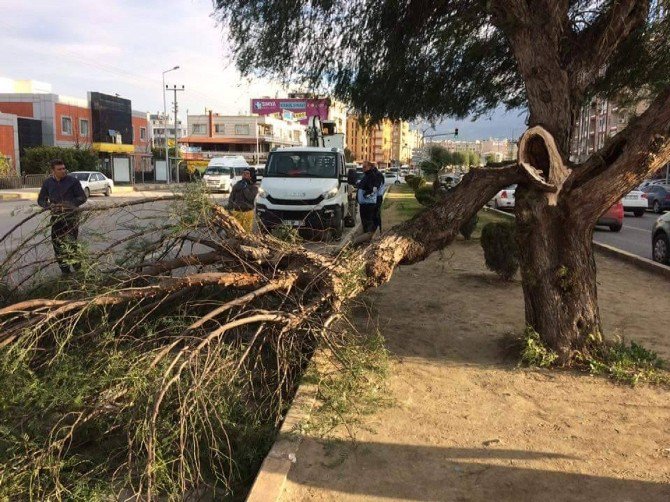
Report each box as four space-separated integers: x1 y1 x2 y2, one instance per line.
346 115 411 168
570 98 648 163
149 113 187 150
179 112 305 171
0 79 150 180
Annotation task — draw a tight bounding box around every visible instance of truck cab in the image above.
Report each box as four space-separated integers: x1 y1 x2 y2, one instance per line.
255 147 356 238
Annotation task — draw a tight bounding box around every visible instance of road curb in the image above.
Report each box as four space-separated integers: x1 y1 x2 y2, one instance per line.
483 206 670 279
592 241 670 279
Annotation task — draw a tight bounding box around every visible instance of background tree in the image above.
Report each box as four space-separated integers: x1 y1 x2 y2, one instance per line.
215 0 670 362
419 144 451 187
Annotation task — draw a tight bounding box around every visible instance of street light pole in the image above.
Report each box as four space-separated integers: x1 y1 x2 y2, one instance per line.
162 65 179 183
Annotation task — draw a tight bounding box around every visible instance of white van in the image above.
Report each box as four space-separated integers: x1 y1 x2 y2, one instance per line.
202 156 250 193
255 147 357 238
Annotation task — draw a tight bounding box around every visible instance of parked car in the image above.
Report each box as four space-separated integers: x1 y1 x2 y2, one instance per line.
652 212 670 264
69 171 114 197
642 184 670 213
488 185 516 209
384 171 405 185
596 201 623 232
622 189 647 217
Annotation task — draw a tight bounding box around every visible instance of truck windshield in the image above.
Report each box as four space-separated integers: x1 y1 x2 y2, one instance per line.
205 166 232 176
266 152 337 178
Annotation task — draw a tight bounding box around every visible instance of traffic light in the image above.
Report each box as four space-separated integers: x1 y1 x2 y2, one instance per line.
454 128 459 137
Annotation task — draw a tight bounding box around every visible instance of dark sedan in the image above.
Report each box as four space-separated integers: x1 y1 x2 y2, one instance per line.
652 212 670 264
642 184 670 214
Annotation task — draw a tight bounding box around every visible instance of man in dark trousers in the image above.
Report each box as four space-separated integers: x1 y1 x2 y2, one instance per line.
227 168 258 232
357 161 383 233
38 159 87 274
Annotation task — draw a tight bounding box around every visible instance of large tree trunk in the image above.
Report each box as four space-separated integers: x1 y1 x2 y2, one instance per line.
515 191 600 361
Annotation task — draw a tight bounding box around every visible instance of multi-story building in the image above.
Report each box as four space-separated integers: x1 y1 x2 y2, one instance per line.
0 79 150 180
346 115 407 168
570 98 648 163
179 112 305 171
149 113 187 150
251 94 347 143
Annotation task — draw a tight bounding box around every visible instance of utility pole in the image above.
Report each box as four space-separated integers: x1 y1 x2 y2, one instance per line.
166 84 185 183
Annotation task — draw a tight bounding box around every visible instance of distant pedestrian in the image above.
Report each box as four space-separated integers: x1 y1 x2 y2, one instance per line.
358 161 382 233
227 168 258 232
37 159 88 274
372 164 386 232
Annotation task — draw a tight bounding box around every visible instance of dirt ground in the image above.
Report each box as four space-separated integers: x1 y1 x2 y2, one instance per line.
280 233 670 501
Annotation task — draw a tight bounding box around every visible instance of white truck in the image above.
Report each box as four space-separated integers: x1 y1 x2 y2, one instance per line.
255 117 357 238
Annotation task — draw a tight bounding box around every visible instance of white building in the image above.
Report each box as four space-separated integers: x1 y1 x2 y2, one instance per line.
179 112 306 170
149 113 187 150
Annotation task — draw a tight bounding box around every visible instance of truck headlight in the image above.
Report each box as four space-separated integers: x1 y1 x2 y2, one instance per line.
322 187 338 199
257 188 267 199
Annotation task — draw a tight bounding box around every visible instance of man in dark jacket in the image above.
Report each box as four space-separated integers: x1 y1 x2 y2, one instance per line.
358 161 383 233
226 168 258 232
37 159 88 274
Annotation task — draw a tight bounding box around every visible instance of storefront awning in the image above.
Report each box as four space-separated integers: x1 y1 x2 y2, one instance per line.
92 142 135 153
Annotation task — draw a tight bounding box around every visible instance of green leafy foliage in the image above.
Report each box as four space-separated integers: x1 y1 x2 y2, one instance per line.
414 185 436 207
459 214 479 240
405 174 425 191
214 2 669 124
22 146 99 174
480 222 518 280
515 328 669 386
519 327 558 368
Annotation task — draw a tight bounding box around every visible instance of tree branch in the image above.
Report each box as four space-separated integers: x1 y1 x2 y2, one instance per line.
364 163 548 286
567 87 670 219
568 0 650 96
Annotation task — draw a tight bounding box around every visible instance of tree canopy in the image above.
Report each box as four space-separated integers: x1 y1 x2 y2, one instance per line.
215 1 669 128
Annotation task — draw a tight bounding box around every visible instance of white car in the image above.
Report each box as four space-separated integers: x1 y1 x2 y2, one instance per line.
622 189 647 217
70 171 114 197
489 184 516 209
384 172 405 185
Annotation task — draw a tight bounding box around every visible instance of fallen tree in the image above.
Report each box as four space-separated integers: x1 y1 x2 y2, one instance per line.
2 1 670 498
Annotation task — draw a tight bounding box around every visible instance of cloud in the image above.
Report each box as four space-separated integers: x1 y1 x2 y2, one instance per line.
0 0 283 118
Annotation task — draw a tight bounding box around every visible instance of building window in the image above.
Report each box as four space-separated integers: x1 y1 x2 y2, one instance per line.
79 119 89 137
61 116 72 135
235 124 250 135
215 124 225 134
140 127 147 140
192 124 206 134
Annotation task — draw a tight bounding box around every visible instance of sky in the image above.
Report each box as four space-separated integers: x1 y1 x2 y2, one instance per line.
0 0 525 141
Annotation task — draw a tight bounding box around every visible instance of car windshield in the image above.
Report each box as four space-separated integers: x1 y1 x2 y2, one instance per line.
266 152 337 178
205 166 232 176
70 173 89 181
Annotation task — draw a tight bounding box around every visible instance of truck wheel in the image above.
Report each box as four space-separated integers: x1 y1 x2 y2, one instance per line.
344 213 356 227
633 209 644 217
330 208 344 240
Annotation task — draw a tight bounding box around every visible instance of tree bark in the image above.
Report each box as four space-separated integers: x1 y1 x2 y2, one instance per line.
515 189 600 362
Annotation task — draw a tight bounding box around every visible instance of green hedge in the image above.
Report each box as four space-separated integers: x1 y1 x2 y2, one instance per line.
22 146 100 174
480 222 518 280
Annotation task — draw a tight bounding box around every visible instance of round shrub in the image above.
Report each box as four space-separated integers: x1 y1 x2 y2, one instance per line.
480 222 518 280
459 214 479 240
414 185 436 207
406 175 426 191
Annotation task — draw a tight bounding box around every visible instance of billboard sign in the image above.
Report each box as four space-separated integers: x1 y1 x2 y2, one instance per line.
89 92 132 145
251 98 330 125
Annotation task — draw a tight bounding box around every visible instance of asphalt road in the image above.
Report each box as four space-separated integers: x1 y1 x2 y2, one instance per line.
0 193 358 289
593 210 663 261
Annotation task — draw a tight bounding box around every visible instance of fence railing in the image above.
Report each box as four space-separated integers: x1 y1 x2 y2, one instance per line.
0 173 50 190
